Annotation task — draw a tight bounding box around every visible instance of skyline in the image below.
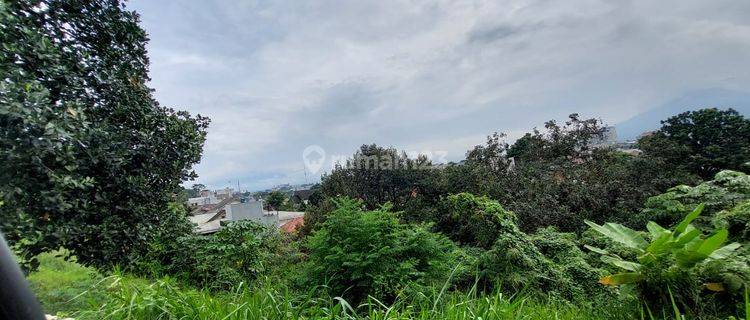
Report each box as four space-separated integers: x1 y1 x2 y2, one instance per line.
128 0 750 190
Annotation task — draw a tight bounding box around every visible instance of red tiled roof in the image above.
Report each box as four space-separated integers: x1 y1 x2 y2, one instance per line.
280 216 305 233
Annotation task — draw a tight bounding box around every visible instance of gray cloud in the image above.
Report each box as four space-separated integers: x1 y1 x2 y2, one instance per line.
128 0 750 190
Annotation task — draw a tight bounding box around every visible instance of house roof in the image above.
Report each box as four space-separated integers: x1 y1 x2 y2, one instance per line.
280 216 304 233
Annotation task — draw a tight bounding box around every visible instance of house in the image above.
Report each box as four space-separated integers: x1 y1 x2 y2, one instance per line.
590 126 618 147
280 216 304 234
189 198 305 234
215 187 234 200
187 195 220 207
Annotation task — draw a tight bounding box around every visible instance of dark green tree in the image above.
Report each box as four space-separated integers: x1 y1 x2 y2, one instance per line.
639 108 750 179
320 144 439 210
0 0 209 270
265 191 287 210
186 183 206 198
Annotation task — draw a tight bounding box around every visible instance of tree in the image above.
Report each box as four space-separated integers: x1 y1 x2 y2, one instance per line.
320 144 439 210
265 191 287 211
640 108 750 179
0 0 209 270
187 183 206 198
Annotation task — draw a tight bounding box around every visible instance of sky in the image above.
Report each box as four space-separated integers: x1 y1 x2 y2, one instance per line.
127 0 750 191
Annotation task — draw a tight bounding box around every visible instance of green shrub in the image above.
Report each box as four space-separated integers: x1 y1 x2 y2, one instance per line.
713 200 750 242
433 193 517 249
479 224 600 300
168 220 281 291
635 170 750 229
585 204 743 314
302 197 456 304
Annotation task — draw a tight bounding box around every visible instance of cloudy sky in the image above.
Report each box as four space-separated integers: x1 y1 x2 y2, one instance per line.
128 0 750 191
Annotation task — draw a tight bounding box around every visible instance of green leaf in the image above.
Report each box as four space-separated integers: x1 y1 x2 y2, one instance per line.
601 256 642 272
584 245 609 255
697 229 728 257
599 272 643 285
585 220 647 251
674 227 701 247
675 249 707 269
646 221 668 240
674 203 704 235
646 233 671 254
708 242 741 261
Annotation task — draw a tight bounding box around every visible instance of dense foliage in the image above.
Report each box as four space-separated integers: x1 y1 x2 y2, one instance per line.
639 108 750 179
635 170 750 231
0 0 208 270
321 144 437 211
586 205 743 315
303 198 456 304
4 1 750 318
174 220 281 291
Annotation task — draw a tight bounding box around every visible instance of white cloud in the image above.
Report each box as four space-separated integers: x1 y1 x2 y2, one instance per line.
129 0 750 190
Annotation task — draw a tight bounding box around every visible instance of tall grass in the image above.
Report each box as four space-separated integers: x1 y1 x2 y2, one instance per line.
70 274 632 320
30 253 747 320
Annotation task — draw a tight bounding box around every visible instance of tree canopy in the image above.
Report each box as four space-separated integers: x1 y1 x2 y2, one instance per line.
639 108 750 179
0 0 209 270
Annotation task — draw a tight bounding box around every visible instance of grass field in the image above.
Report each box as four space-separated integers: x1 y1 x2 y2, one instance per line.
26 252 656 319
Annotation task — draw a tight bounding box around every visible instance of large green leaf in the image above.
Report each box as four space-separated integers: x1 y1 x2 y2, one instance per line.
601 256 642 272
599 272 643 285
646 221 668 240
675 250 708 268
674 227 701 247
584 245 609 255
674 203 704 235
585 220 647 251
697 229 728 257
646 233 672 255
707 242 741 261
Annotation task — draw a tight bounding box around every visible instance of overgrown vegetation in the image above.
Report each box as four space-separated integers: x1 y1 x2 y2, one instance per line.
0 0 208 271
4 1 750 319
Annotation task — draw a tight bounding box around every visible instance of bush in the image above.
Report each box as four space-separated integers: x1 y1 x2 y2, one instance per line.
302 197 456 304
713 200 750 242
433 193 517 249
585 205 743 315
635 170 750 230
168 220 281 291
479 224 601 300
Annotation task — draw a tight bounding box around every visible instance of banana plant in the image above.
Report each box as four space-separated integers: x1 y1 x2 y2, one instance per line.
585 204 741 286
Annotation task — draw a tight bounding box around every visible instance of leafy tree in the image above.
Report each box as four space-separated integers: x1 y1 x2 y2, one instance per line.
265 191 287 211
639 108 750 179
303 198 455 304
0 0 209 270
186 183 206 198
320 144 438 210
457 115 694 232
506 113 606 163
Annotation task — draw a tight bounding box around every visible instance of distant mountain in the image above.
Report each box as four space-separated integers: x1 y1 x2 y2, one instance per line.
616 88 750 140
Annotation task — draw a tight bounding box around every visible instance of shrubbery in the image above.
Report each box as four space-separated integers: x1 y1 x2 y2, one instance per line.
635 170 750 230
302 198 457 304
432 193 516 249
586 205 744 315
141 219 281 291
